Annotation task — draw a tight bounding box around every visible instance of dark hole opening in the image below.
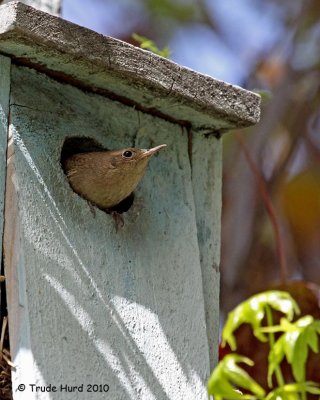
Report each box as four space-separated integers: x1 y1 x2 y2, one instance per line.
60 136 106 164
107 192 135 214
61 137 135 214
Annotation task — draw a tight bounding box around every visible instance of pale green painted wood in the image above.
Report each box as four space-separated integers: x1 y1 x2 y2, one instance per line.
192 135 222 370
0 55 10 263
7 64 211 399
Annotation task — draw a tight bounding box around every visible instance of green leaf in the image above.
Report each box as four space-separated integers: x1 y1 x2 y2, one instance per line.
265 382 320 400
252 89 272 102
222 291 300 350
268 316 320 383
292 317 320 382
267 334 286 387
207 354 265 399
132 33 171 58
307 326 319 353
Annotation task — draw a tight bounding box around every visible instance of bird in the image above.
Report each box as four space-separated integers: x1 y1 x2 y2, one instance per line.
63 144 167 212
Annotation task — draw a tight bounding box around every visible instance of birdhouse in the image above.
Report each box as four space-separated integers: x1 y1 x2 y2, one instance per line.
0 2 260 399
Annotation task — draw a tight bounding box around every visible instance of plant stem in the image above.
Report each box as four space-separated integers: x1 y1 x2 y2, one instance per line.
265 305 285 388
236 132 287 284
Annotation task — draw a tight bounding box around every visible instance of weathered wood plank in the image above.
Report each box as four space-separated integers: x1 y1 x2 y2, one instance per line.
5 64 211 399
192 134 222 370
0 55 10 263
4 122 36 398
0 2 260 133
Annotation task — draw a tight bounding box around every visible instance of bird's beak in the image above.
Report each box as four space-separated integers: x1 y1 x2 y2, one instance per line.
139 144 167 159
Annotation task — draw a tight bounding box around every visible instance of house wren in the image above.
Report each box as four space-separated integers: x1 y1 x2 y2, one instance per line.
63 144 167 211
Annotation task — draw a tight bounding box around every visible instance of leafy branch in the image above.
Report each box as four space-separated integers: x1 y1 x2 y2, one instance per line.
208 290 320 400
132 33 171 58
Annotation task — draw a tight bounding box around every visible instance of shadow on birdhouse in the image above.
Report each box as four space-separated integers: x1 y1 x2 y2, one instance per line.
60 137 135 214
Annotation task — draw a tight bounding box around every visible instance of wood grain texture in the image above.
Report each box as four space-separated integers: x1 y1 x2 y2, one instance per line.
0 2 260 133
192 134 222 370
4 120 38 397
0 55 10 264
6 64 212 399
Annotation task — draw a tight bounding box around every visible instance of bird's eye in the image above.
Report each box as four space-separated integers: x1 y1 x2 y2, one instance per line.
122 150 134 158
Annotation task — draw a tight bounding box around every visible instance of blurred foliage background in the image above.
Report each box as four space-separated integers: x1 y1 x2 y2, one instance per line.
62 0 320 315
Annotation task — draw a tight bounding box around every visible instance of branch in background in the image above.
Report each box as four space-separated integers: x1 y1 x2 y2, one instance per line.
236 131 288 284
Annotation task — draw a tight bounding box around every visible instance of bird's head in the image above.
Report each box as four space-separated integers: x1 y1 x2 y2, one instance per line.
109 144 167 173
